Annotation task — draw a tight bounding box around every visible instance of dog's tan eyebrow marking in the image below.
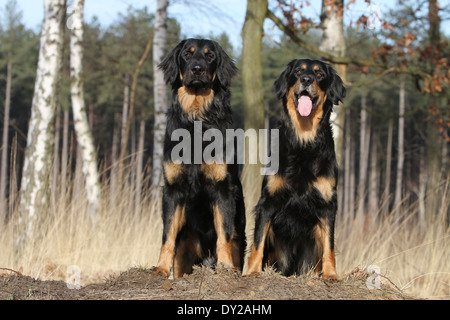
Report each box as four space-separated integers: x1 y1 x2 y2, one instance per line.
190 46 195 52
301 64 307 69
204 48 209 53
313 65 320 70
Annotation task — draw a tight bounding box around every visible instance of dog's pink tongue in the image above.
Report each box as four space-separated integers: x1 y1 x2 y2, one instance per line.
298 96 312 117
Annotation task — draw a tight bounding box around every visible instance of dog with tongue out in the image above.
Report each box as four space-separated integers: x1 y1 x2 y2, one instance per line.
245 59 346 279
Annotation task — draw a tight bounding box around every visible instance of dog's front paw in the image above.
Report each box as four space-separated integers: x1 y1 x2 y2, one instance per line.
151 266 171 278
322 272 339 282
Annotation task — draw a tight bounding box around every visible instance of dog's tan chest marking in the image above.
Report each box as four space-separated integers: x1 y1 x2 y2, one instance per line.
201 162 227 182
177 86 214 119
163 161 186 185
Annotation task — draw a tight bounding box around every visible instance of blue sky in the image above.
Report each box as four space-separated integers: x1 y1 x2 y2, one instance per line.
10 0 450 51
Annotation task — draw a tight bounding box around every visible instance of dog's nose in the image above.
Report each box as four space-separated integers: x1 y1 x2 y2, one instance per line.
191 65 204 75
300 75 314 86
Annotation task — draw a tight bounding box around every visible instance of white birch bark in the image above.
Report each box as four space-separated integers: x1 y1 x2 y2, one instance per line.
152 0 168 189
70 0 100 222
18 0 66 243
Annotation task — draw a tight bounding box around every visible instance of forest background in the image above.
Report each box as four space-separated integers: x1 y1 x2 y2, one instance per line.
0 0 448 299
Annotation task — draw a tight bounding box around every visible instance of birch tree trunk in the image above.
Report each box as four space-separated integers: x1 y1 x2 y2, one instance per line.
319 0 346 165
0 57 12 225
394 79 405 213
70 0 100 223
17 0 66 245
152 0 168 189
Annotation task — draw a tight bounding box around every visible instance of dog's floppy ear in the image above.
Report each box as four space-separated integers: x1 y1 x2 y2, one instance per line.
158 40 186 85
274 60 295 100
213 41 238 88
326 64 346 105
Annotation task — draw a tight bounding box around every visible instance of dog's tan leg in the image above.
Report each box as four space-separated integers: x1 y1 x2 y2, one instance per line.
314 218 337 280
213 204 234 268
245 222 271 276
153 205 186 277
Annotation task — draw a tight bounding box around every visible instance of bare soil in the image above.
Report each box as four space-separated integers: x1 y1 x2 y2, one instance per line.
0 266 417 300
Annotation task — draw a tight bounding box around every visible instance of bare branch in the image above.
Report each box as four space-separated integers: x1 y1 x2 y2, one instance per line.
266 9 432 81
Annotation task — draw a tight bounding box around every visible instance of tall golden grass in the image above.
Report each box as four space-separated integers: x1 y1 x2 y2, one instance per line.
1 166 448 299
335 181 449 299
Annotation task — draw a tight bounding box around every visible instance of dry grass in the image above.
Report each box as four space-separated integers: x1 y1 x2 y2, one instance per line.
0 169 448 299
335 183 450 299
1 173 164 285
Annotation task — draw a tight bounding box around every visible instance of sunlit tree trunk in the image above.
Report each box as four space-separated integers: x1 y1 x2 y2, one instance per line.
110 113 120 208
368 130 379 221
135 119 145 216
425 0 442 222
52 103 61 208
17 0 66 246
0 57 12 225
394 79 405 213
61 108 69 204
319 0 346 165
343 107 351 220
357 93 370 221
70 0 100 222
152 0 168 190
383 118 393 216
241 0 267 213
119 77 130 185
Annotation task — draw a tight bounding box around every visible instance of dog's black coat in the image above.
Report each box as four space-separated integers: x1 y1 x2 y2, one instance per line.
153 39 245 277
247 59 346 277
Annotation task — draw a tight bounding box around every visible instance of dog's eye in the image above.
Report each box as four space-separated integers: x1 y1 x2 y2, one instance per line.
205 53 214 61
316 73 323 78
296 70 302 75
184 52 192 59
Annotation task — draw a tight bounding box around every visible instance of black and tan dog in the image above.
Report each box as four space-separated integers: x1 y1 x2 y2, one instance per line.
245 59 346 279
152 39 245 278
